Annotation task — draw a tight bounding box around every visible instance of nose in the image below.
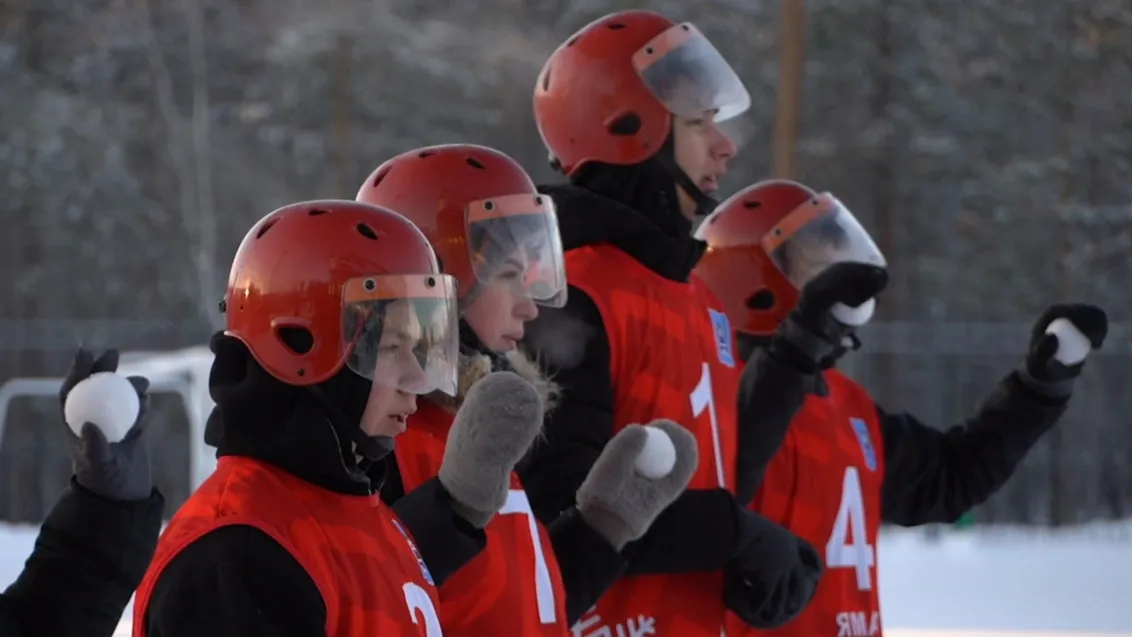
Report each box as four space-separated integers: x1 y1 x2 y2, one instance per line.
711 124 737 165
515 296 539 322
399 355 429 394
399 391 418 415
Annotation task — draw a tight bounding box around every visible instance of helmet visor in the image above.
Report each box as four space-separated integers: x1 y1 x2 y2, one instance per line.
466 193 568 308
761 194 886 289
341 274 460 396
632 23 752 122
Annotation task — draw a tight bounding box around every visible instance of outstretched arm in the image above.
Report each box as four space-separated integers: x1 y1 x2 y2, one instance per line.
0 480 163 637
881 372 1069 526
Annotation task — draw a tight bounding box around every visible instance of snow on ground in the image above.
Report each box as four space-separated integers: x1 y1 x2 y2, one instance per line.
0 522 1126 636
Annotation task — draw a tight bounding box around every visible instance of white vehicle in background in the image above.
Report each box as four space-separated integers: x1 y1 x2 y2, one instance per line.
0 346 217 492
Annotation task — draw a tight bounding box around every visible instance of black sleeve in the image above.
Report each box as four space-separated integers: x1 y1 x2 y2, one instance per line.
518 287 756 574
145 525 327 637
0 479 163 637
734 348 816 504
517 286 614 524
546 507 627 625
390 477 488 587
880 371 1070 526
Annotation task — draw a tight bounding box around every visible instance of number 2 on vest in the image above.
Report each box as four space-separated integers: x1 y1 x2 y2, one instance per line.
500 489 558 623
689 362 726 487
825 466 875 591
403 581 443 636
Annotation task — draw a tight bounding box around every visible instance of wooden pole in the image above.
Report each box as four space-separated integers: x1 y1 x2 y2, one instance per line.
771 0 805 179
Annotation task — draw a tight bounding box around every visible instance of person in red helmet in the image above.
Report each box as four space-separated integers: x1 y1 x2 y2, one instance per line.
356 143 700 637
520 10 823 636
694 179 1108 637
133 199 549 637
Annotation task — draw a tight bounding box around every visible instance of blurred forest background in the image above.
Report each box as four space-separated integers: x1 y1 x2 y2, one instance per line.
2 0 1132 526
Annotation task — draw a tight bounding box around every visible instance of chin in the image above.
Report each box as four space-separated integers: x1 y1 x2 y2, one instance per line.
496 337 521 352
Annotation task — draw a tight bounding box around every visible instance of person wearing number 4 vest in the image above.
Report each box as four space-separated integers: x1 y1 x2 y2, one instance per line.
133 200 549 637
518 10 824 637
356 143 701 636
693 179 1108 637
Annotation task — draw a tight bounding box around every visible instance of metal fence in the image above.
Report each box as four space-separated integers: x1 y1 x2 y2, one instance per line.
1 320 1129 525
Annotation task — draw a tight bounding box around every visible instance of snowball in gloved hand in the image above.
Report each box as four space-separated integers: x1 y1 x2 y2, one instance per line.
1045 317 1091 366
63 372 140 443
634 426 677 478
830 297 876 327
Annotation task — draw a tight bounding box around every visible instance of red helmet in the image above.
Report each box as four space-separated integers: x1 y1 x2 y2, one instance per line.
534 10 750 176
224 200 459 394
356 144 567 308
695 181 812 336
695 179 885 336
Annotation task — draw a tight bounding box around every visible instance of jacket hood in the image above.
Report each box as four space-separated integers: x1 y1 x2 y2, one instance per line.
203 332 380 496
539 182 705 282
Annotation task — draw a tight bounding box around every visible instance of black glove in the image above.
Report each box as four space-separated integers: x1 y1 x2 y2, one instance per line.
770 262 889 372
59 348 154 502
722 509 823 629
1018 303 1107 398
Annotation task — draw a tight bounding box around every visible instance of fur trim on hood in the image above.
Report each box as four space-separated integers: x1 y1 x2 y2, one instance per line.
426 349 558 415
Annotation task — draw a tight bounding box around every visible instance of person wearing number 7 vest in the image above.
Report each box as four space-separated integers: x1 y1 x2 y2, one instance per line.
357 144 701 636
516 10 825 637
694 179 1109 637
133 200 548 637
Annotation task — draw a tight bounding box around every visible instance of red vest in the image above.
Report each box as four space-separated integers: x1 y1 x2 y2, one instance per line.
133 456 443 637
395 400 569 636
565 244 741 637
727 368 886 637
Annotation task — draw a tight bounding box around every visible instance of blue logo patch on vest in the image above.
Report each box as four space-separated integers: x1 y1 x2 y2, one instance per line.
708 308 735 367
849 417 878 471
391 518 434 585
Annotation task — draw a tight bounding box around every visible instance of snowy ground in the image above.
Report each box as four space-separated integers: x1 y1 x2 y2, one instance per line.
0 522 1126 636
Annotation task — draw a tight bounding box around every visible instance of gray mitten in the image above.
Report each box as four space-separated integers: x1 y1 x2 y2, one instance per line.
575 419 699 550
439 371 543 528
58 348 154 502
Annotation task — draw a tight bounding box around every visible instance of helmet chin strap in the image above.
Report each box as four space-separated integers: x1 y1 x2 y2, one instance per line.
652 150 719 219
305 382 395 470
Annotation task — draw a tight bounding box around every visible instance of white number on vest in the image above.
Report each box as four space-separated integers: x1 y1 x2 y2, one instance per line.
825 466 876 591
403 581 444 636
689 361 726 487
499 489 558 623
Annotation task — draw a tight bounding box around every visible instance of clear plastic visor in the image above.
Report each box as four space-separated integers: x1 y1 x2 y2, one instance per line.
760 194 886 289
632 23 752 122
342 274 460 396
466 193 567 308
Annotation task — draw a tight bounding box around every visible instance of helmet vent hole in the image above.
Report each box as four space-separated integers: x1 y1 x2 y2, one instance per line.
607 23 626 30
277 326 314 355
540 66 552 91
418 150 435 158
566 35 580 46
608 113 641 136
746 290 775 310
356 223 379 240
255 219 277 239
308 208 329 216
743 200 762 209
466 157 486 170
371 166 391 188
